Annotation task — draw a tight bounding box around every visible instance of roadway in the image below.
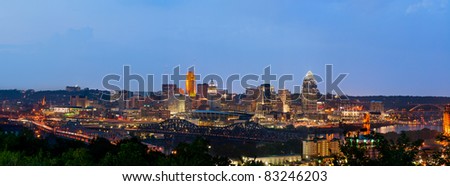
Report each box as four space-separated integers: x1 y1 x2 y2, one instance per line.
11 118 94 143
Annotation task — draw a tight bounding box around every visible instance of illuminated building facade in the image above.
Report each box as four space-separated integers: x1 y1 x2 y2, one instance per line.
207 80 221 110
444 105 450 136
341 111 363 123
70 96 91 108
303 138 341 159
329 140 341 156
278 89 291 113
317 140 330 157
302 71 319 115
41 97 47 106
318 140 340 157
186 71 196 98
302 140 317 159
370 101 384 113
240 155 302 166
207 80 218 95
363 112 371 135
168 94 186 114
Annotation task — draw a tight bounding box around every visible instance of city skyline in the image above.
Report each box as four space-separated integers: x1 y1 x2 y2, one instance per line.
1 66 450 98
1 0 449 96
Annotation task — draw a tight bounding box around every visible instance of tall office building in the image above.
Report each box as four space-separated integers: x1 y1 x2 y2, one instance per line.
303 139 340 159
207 80 218 95
278 89 291 113
186 71 196 98
260 84 273 103
197 83 209 99
444 105 450 136
162 84 178 98
302 71 319 115
207 80 221 110
317 140 333 157
328 140 341 156
168 94 186 114
254 84 273 119
302 140 318 159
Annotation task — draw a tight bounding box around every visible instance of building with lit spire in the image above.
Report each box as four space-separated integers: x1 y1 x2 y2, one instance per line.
302 71 320 115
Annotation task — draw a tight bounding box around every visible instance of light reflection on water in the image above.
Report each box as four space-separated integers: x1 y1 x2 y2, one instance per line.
373 125 443 134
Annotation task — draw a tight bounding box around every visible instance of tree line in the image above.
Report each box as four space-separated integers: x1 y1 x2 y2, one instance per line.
0 129 230 166
1 128 449 166
335 132 450 166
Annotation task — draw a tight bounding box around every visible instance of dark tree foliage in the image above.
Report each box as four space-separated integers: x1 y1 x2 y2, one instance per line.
337 136 372 166
100 139 149 166
88 138 116 162
337 132 424 166
377 133 423 166
242 159 266 166
0 130 230 166
61 148 94 166
160 137 231 166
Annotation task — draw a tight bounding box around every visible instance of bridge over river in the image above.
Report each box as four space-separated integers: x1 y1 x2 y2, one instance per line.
129 119 302 142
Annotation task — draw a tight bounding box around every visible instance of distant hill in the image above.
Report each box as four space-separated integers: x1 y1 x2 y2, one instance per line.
0 89 109 106
1 89 449 110
348 96 450 110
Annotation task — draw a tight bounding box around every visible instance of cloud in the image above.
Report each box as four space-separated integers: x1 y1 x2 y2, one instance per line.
406 0 448 14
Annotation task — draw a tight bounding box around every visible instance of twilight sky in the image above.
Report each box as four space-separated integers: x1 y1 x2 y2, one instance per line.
0 0 449 96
